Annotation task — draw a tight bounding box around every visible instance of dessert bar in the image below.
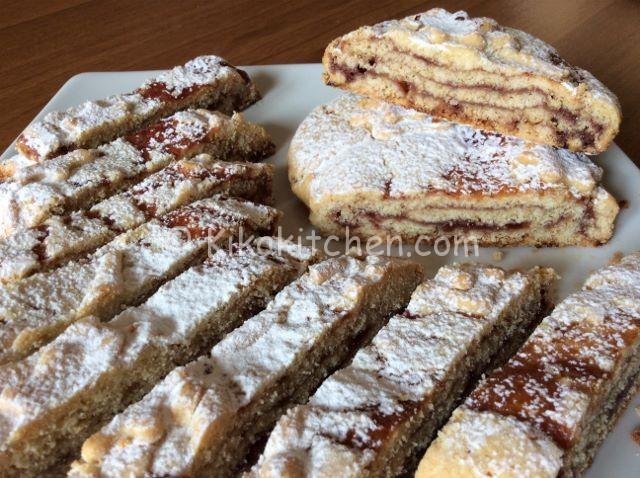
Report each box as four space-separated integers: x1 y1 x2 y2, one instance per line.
0 109 274 238
0 196 280 364
15 55 260 162
289 94 619 247
0 156 273 283
416 252 640 478
323 9 621 153
0 239 319 477
69 253 423 477
249 263 555 477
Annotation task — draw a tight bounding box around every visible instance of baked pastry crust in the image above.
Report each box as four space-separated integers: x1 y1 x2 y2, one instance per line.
248 263 555 477
0 109 275 238
289 94 619 247
0 239 319 478
0 156 273 284
416 252 640 478
322 8 621 153
0 196 281 364
15 55 260 162
69 253 423 478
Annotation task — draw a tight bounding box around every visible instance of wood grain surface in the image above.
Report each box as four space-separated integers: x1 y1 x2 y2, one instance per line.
1 0 638 161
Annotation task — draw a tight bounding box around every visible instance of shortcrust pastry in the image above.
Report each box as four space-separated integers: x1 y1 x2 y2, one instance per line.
69 253 423 478
15 55 260 162
249 263 555 477
417 252 640 478
0 156 273 283
0 196 280 364
289 94 619 247
0 109 275 238
0 239 319 478
323 9 621 153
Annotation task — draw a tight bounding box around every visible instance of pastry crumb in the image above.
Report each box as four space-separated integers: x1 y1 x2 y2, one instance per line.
492 251 504 261
632 427 640 447
609 252 624 265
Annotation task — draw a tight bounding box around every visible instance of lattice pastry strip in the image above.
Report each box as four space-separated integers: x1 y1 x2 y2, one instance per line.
0 155 273 284
0 196 281 365
69 253 424 478
417 253 640 478
15 55 260 162
0 239 319 478
0 109 274 238
248 262 555 477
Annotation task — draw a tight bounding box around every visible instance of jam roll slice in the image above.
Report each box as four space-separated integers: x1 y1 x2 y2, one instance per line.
0 196 281 365
69 253 423 478
417 252 640 478
289 94 619 247
323 9 621 153
0 239 319 478
14 55 260 162
0 109 274 238
0 156 273 284
249 263 555 477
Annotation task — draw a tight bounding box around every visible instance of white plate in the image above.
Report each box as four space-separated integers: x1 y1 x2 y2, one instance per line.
2 64 639 476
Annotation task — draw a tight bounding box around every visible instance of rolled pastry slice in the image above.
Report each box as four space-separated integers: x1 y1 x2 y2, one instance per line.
289 94 619 247
0 156 273 284
0 196 281 364
0 238 320 478
323 8 621 153
248 263 555 477
417 252 640 478
69 253 424 478
15 55 260 162
0 109 274 238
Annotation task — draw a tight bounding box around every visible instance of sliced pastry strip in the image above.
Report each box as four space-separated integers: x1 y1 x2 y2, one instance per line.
0 109 274 238
289 94 619 247
323 8 621 153
69 253 423 478
0 196 280 364
249 263 555 477
15 55 260 162
416 252 640 478
0 238 320 478
0 155 273 284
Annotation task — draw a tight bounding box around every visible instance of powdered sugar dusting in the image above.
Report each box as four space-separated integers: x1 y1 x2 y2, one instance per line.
360 8 617 104
0 196 279 365
16 55 258 161
417 408 563 477
249 263 548 476
141 55 241 98
465 252 640 444
0 109 261 239
421 253 640 477
290 94 604 206
0 156 270 285
72 254 414 477
0 239 316 472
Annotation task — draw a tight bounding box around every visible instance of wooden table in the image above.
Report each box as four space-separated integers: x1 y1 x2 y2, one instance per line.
2 0 639 162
